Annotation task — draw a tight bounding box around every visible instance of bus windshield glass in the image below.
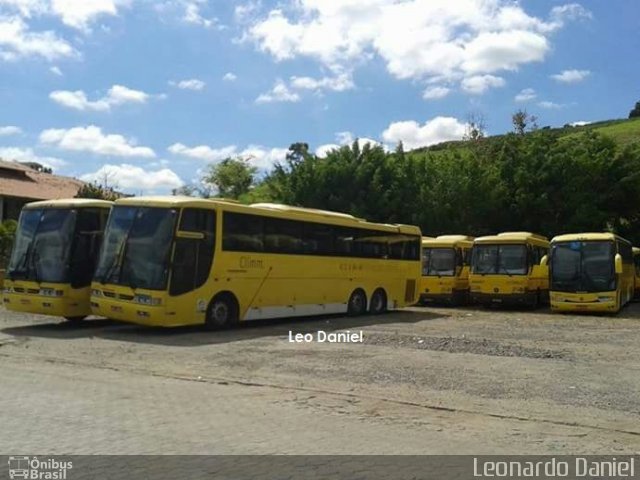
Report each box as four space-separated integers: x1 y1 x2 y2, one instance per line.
472 244 528 275
7 208 77 283
422 248 455 276
550 241 615 292
94 206 177 290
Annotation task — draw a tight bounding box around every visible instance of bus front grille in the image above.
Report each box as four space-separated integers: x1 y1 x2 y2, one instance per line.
405 279 416 303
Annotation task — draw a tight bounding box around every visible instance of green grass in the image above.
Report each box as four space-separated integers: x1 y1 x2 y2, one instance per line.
409 117 640 156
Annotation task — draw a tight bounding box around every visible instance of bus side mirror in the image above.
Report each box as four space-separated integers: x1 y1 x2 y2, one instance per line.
540 255 548 266
615 254 623 274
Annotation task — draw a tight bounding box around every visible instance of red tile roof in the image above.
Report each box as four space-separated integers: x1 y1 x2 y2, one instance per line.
0 159 84 201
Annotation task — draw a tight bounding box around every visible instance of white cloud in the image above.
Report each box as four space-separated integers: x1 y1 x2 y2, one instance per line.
170 78 206 91
222 72 237 81
238 145 288 170
538 100 564 109
381 116 467 150
182 0 216 28
0 125 22 136
80 163 184 192
515 88 536 102
0 146 66 170
155 1 219 29
422 86 450 100
168 142 237 162
49 65 62 76
289 72 354 92
49 0 120 31
49 84 150 111
551 69 590 83
0 0 47 17
549 4 592 25
244 1 587 88
40 125 156 158
569 120 591 127
0 15 77 61
169 142 288 170
461 74 505 94
255 80 300 104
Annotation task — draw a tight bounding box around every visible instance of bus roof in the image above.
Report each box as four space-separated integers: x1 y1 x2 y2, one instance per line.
474 231 549 245
113 196 422 235
551 232 631 244
422 235 474 247
24 198 113 209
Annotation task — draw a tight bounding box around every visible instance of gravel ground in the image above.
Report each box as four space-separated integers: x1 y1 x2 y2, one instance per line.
1 302 640 454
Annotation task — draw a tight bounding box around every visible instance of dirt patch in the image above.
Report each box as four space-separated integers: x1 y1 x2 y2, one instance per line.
364 333 567 359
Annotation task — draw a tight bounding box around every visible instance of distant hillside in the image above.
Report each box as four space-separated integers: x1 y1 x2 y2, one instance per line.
411 117 640 155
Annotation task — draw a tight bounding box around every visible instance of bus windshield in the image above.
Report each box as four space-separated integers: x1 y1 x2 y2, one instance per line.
471 244 528 275
422 248 455 276
94 206 177 290
7 208 77 283
550 241 615 292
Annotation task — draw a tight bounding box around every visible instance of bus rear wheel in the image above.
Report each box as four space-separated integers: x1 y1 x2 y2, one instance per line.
64 316 86 324
369 289 387 314
205 294 238 330
347 289 367 316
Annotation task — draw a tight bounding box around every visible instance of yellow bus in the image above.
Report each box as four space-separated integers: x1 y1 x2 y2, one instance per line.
633 247 640 300
420 235 474 305
3 199 112 322
548 233 634 313
90 197 422 328
469 232 549 307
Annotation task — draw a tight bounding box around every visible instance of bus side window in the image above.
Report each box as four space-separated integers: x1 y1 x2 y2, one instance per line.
170 208 216 296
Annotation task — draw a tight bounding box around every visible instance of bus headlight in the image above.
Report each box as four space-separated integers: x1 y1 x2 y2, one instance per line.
3 287 14 294
91 289 103 297
134 294 161 306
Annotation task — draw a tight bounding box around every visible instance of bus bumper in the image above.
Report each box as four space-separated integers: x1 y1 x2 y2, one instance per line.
550 298 618 313
470 292 536 307
420 290 468 305
90 296 170 326
3 285 90 318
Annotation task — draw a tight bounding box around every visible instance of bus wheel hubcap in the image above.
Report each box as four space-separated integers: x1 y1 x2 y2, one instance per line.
352 295 363 311
212 303 228 323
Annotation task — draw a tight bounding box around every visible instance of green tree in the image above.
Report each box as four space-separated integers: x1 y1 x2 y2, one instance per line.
75 182 121 201
203 157 257 199
0 219 18 268
629 101 640 119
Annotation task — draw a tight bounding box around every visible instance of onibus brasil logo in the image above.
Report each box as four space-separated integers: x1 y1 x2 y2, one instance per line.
8 457 72 479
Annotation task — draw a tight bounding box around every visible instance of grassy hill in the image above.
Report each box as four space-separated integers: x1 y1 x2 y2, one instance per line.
412 117 640 156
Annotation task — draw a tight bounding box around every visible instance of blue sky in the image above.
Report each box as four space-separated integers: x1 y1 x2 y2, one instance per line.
0 0 638 194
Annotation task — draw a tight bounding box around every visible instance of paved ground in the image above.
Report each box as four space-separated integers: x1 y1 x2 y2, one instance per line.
1 303 640 455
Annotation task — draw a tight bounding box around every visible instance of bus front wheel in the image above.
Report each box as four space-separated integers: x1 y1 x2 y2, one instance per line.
369 289 387 314
206 294 239 330
347 289 367 316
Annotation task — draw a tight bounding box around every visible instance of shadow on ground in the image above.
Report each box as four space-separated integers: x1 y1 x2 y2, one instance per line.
1 309 446 347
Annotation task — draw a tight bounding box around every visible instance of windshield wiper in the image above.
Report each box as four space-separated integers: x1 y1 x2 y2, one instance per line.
100 240 126 284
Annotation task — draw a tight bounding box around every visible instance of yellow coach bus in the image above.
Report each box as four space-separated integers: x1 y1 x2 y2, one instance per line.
3 199 112 322
469 232 549 307
420 235 474 305
548 233 634 313
90 197 422 328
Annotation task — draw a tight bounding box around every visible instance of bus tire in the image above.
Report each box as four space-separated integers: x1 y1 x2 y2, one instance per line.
347 289 367 316
370 289 387 314
64 316 86 324
205 293 239 330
